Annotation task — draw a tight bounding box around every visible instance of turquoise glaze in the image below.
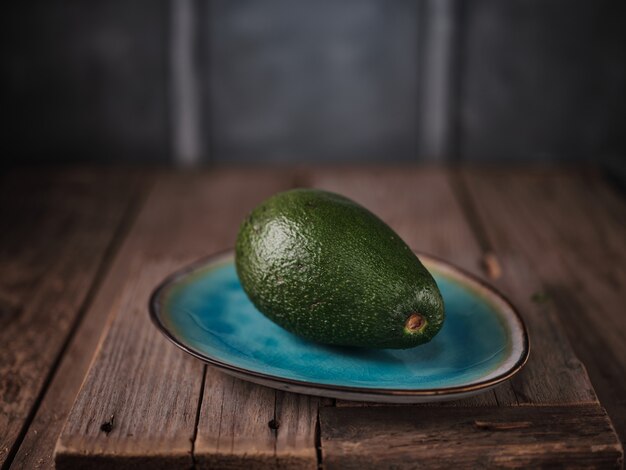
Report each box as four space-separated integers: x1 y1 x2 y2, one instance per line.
152 252 528 401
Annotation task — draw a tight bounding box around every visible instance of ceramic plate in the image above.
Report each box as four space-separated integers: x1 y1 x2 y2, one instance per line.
150 251 529 403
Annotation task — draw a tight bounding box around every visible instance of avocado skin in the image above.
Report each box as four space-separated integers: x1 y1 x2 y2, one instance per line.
235 189 445 349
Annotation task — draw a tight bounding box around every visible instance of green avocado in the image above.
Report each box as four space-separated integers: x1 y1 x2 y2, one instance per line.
235 189 445 349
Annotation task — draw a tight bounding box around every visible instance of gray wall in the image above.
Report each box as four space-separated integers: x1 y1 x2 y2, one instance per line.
2 0 625 165
203 0 421 163
458 0 626 162
2 0 170 164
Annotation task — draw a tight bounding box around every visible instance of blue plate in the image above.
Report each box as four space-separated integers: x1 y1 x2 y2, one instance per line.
150 251 529 403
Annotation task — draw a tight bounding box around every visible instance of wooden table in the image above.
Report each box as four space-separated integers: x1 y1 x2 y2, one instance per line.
1 166 625 469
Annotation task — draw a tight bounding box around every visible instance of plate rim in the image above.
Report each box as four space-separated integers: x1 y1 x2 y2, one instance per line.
149 249 530 398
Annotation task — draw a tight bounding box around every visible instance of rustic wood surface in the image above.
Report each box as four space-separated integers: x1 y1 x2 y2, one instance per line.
320 405 622 469
0 166 624 469
0 168 144 469
461 168 626 442
308 167 596 407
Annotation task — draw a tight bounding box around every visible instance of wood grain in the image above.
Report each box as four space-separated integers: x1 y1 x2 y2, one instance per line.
195 376 319 469
0 168 141 468
2 166 620 468
55 169 321 468
10 172 152 470
320 405 623 469
461 168 626 442
274 391 319 467
55 259 205 469
450 168 599 405
195 372 277 469
191 169 319 469
56 169 286 467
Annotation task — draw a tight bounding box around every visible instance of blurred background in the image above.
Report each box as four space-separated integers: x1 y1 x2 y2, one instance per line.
2 0 625 169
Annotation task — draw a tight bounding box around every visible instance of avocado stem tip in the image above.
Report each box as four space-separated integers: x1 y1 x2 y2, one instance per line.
405 313 426 333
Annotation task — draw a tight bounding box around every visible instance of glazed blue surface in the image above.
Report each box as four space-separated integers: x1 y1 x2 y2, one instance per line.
160 259 511 390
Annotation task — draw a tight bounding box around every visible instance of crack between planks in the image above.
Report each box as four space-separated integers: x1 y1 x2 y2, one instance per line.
447 169 493 254
315 406 323 470
448 169 504 281
271 391 279 466
1 172 154 470
190 364 208 469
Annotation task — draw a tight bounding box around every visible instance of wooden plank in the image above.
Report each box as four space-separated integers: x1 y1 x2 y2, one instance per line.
274 392 320 467
47 166 621 468
192 170 319 469
0 168 142 468
450 168 599 405
304 166 514 407
480 250 597 405
11 174 152 470
195 378 320 469
55 258 204 469
55 169 320 468
320 405 623 469
461 168 626 441
56 170 273 468
196 372 276 469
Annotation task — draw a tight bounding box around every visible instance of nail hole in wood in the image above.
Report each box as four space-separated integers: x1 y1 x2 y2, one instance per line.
268 419 280 430
100 414 115 435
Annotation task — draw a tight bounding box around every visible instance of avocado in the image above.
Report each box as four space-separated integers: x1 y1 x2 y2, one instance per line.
235 189 445 349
